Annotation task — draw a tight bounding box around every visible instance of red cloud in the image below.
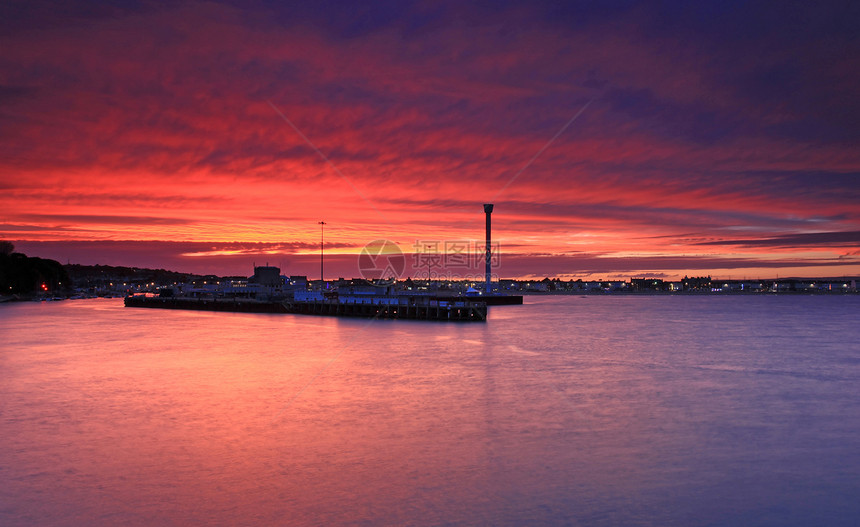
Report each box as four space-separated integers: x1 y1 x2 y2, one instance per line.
1 2 858 279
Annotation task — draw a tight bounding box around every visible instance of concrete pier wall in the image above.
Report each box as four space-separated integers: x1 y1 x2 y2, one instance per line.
124 295 487 322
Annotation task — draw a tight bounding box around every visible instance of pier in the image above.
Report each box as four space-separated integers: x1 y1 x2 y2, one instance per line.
124 295 290 314
284 295 488 321
124 294 488 322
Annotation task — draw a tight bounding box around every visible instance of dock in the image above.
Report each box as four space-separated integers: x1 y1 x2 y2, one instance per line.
124 294 489 322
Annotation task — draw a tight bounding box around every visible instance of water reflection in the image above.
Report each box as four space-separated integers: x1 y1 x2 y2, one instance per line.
1 296 859 525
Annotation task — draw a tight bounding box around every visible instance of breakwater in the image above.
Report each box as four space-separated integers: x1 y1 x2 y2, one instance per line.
124 295 489 322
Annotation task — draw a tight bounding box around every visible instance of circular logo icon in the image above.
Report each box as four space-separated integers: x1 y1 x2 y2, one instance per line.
358 239 406 283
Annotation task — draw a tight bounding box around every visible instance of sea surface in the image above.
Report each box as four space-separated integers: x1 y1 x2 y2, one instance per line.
1 295 859 526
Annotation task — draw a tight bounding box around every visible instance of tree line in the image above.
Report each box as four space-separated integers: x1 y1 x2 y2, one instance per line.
0 241 70 296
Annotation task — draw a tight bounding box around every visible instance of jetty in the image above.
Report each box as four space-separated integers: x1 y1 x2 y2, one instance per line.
123 203 527 322
124 294 490 322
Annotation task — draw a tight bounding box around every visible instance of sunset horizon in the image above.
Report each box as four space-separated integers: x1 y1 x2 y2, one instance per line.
3 2 859 281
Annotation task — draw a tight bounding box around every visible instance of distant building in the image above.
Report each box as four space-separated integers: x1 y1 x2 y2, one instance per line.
682 276 711 291
602 281 627 291
250 266 282 287
289 275 308 288
630 278 665 291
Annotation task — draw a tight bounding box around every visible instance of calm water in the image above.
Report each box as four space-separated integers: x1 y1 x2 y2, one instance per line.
1 296 859 526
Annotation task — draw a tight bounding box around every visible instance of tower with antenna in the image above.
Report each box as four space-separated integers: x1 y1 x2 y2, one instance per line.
318 221 326 283
483 204 494 295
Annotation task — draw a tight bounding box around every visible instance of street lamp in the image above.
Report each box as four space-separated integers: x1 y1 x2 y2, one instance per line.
318 221 326 284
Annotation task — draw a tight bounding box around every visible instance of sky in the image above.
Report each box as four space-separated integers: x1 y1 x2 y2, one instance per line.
2 0 859 280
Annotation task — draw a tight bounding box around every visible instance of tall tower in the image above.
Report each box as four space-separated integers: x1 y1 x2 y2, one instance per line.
483 204 494 294
318 221 326 283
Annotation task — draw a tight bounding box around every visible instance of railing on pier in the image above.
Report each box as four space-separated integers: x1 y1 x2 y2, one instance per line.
125 294 487 322
285 295 487 321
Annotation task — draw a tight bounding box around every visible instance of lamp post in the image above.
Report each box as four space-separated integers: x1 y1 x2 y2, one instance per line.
318 221 326 284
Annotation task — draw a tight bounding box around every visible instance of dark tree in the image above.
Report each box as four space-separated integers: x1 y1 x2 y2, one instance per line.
0 249 70 296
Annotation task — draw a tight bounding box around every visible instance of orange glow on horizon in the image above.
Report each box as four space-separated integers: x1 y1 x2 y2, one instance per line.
2 3 859 279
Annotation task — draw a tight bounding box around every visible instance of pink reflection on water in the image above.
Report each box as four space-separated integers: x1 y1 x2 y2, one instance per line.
1 296 859 525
